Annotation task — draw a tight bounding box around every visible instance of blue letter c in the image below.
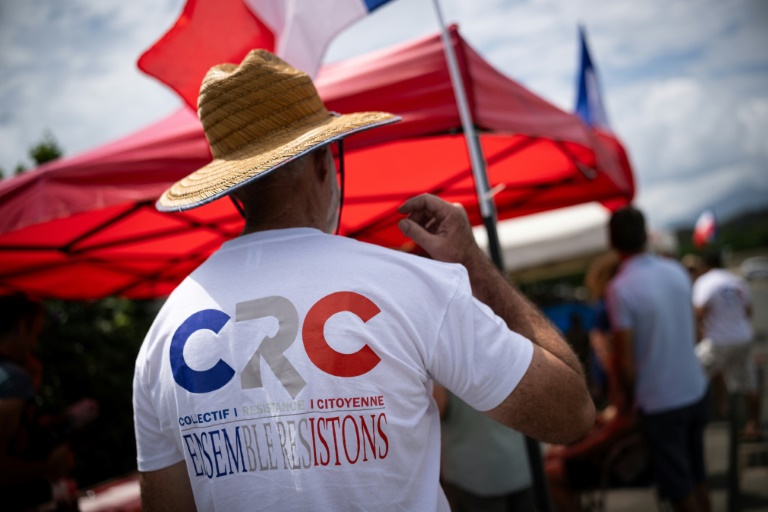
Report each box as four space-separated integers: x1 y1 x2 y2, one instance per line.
170 309 235 393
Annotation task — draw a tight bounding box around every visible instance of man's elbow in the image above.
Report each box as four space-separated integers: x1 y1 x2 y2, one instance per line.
499 377 597 445
556 394 596 445
516 389 595 446
547 362 598 444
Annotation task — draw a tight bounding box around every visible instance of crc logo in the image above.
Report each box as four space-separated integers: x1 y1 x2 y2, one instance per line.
169 292 382 398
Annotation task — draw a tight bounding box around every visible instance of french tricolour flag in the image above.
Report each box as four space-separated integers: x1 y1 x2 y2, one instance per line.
692 209 716 248
139 0 396 110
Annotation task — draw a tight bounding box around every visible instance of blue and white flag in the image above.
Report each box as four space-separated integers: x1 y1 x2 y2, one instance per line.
575 25 610 130
246 0 396 78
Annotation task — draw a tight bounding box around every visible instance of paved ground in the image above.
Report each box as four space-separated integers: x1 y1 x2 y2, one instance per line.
598 269 768 512
600 424 768 512
601 339 768 512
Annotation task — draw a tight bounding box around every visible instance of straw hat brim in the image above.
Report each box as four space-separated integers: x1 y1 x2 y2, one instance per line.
156 110 399 212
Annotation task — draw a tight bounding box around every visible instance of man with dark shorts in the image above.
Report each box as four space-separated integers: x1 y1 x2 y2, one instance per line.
606 207 710 512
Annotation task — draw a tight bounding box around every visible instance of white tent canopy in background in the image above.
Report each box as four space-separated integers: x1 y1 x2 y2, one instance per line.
473 202 610 273
474 202 680 275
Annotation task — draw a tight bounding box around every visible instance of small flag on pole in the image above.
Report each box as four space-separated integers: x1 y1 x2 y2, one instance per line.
138 0 396 110
575 25 610 130
692 209 717 248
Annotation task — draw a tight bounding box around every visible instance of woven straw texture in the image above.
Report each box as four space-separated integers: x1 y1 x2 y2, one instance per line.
157 50 398 212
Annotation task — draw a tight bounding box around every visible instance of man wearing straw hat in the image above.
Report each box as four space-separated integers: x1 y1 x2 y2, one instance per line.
133 50 594 511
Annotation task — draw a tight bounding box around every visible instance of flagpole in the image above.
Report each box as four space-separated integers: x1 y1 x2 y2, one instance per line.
430 2 552 511
429 0 504 271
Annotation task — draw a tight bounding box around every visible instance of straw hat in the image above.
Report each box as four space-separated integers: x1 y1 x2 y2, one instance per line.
156 50 399 212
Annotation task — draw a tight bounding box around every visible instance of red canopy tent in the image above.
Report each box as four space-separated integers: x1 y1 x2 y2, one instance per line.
0 27 633 300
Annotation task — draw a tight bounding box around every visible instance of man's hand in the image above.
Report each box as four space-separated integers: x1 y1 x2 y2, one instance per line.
397 194 483 266
398 196 594 444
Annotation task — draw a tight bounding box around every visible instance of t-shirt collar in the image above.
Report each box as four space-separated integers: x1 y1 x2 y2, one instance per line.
221 227 326 251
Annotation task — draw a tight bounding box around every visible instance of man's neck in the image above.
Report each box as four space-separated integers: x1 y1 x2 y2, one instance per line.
238 205 328 237
617 249 646 263
236 184 333 237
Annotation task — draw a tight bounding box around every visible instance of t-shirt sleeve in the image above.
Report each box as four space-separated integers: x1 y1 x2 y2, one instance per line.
427 273 534 412
592 300 611 332
691 279 710 308
606 283 632 330
133 357 185 472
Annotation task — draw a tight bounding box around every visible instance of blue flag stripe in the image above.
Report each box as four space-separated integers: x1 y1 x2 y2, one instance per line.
575 25 610 129
364 0 394 13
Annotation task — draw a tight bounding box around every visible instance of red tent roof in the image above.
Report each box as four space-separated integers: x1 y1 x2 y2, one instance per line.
0 27 633 299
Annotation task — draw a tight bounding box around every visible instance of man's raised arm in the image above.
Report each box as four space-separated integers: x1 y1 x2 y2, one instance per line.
398 194 594 444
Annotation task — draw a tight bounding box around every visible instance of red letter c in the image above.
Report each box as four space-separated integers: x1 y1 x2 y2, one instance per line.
303 292 381 378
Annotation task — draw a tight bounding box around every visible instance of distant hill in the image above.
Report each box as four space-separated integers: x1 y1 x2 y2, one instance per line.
664 178 768 229
675 206 768 256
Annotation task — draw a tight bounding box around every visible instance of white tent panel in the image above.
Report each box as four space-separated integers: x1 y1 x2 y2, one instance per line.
473 202 610 273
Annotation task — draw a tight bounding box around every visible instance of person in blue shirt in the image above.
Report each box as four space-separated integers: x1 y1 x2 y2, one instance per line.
605 207 710 512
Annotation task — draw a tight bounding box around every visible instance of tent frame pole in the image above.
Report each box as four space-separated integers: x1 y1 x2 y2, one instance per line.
430 0 504 270
430 2 553 511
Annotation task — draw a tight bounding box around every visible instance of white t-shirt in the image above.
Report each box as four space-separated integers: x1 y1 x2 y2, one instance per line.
133 228 533 511
692 268 753 345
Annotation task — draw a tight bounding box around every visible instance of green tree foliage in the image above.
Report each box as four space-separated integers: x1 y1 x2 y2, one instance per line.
676 209 768 256
1 131 63 178
0 160 27 177
4 133 158 488
36 298 161 488
29 131 63 166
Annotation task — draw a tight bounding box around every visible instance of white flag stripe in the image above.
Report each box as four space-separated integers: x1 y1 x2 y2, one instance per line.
245 0 371 77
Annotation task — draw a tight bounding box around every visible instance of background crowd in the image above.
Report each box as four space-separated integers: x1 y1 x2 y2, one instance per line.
1 203 765 511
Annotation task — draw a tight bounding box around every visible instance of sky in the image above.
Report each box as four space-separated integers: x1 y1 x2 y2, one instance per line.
1 0 767 230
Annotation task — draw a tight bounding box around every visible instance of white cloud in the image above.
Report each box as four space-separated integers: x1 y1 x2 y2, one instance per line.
739 98 768 160
1 0 767 229
636 159 768 224
612 73 768 187
0 0 183 172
